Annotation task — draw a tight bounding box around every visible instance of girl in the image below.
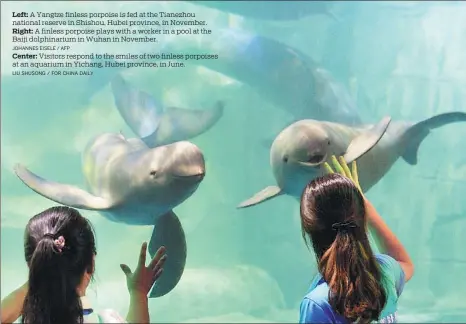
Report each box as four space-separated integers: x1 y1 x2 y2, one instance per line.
1 206 166 324
299 156 414 323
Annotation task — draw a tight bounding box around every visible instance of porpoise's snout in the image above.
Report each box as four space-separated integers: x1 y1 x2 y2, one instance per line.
171 141 206 179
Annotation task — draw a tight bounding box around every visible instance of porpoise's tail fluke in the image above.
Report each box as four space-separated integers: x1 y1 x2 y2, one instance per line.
141 101 225 148
110 74 225 147
402 112 466 165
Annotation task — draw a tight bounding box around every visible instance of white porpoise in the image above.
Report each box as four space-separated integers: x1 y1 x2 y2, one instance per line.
238 111 466 208
15 133 206 299
15 74 225 298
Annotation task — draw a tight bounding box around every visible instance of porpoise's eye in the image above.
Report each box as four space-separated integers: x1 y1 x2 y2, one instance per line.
283 155 289 163
149 170 157 177
328 140 331 145
308 154 325 164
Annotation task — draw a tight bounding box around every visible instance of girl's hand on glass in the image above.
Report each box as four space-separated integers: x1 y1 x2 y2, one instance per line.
324 155 362 193
120 243 167 297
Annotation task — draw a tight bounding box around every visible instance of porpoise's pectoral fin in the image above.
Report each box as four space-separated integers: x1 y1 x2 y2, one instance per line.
149 210 187 298
344 116 392 164
14 164 112 210
237 185 283 209
401 112 466 165
142 101 225 148
111 74 164 139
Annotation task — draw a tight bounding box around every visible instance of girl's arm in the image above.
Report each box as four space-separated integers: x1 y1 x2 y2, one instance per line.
126 292 149 323
365 198 414 281
1 282 28 323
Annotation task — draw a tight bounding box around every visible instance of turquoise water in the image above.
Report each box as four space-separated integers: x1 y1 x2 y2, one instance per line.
1 1 466 322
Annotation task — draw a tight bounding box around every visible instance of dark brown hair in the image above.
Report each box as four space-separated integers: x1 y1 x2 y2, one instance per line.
300 173 386 323
22 206 96 324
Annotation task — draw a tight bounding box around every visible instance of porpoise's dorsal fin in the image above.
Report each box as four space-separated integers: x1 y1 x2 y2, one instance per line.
344 116 392 164
401 112 466 165
149 210 187 298
237 185 283 209
14 164 112 211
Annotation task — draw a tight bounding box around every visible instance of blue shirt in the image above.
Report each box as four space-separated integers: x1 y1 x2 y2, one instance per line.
299 254 405 323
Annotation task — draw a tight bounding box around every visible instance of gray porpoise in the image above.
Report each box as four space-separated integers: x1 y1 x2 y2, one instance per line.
238 111 466 208
15 133 206 298
85 29 361 129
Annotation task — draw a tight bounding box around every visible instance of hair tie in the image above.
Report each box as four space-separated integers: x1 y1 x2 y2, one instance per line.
54 236 66 253
332 221 357 232
42 233 55 240
42 234 66 253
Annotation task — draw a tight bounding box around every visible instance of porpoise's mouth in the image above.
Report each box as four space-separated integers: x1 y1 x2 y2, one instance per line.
172 172 206 180
295 153 327 168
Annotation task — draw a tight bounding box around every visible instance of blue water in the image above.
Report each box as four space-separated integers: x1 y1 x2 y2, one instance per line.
1 1 466 322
